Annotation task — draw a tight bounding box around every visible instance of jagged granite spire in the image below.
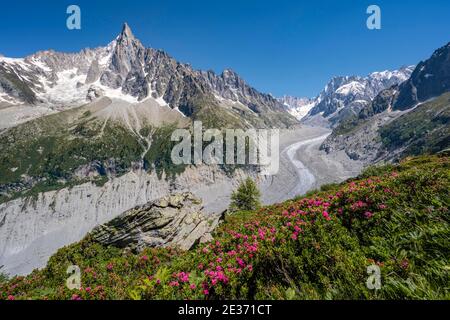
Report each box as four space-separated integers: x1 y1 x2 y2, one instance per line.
120 22 134 39
99 23 147 91
0 22 298 127
116 22 141 47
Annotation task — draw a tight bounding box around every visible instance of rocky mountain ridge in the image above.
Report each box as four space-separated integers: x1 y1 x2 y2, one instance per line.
321 42 450 163
0 23 297 129
298 66 414 127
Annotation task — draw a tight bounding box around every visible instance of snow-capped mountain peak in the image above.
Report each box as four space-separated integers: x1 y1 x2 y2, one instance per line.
0 23 298 129
0 24 154 109
277 66 414 125
278 96 316 120
300 65 415 126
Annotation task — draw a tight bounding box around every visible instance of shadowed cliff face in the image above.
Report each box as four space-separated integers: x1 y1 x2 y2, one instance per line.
395 43 450 110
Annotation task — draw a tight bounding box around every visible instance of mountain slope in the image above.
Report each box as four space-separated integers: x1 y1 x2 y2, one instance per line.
278 96 316 120
1 154 448 300
0 96 189 205
321 92 450 162
379 93 450 158
321 42 450 164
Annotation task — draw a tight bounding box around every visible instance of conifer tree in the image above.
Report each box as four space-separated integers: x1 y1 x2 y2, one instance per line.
230 177 261 211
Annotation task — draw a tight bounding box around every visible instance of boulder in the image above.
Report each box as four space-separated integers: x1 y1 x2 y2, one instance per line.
90 192 219 252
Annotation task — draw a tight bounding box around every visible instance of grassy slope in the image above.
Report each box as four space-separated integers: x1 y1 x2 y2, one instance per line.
1 154 448 300
379 93 450 157
328 92 450 160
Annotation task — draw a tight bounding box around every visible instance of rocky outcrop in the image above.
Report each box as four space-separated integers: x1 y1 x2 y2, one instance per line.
91 192 219 252
85 60 101 84
86 85 105 101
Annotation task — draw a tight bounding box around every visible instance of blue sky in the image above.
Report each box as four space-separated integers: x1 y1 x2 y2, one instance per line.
0 0 449 97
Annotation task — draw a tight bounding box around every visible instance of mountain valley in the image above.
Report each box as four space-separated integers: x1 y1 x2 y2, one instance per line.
0 24 448 282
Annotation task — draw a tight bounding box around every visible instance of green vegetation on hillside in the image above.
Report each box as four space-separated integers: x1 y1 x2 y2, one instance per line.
144 124 187 179
1 154 448 300
186 93 296 129
0 105 193 204
0 101 268 206
0 108 145 204
190 96 246 129
331 115 364 136
230 177 261 211
380 92 450 157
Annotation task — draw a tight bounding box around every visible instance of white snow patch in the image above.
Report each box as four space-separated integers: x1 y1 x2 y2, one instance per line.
155 96 168 107
0 56 25 64
173 107 187 117
28 57 52 72
352 100 369 105
92 80 138 103
36 68 88 106
286 101 316 121
0 57 33 73
370 68 412 83
98 41 116 67
336 81 366 96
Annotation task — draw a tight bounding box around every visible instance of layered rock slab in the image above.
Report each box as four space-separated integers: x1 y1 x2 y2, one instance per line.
90 192 219 252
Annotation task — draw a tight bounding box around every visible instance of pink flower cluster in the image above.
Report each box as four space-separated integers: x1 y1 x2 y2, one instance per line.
176 272 190 283
144 174 396 299
204 269 229 286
